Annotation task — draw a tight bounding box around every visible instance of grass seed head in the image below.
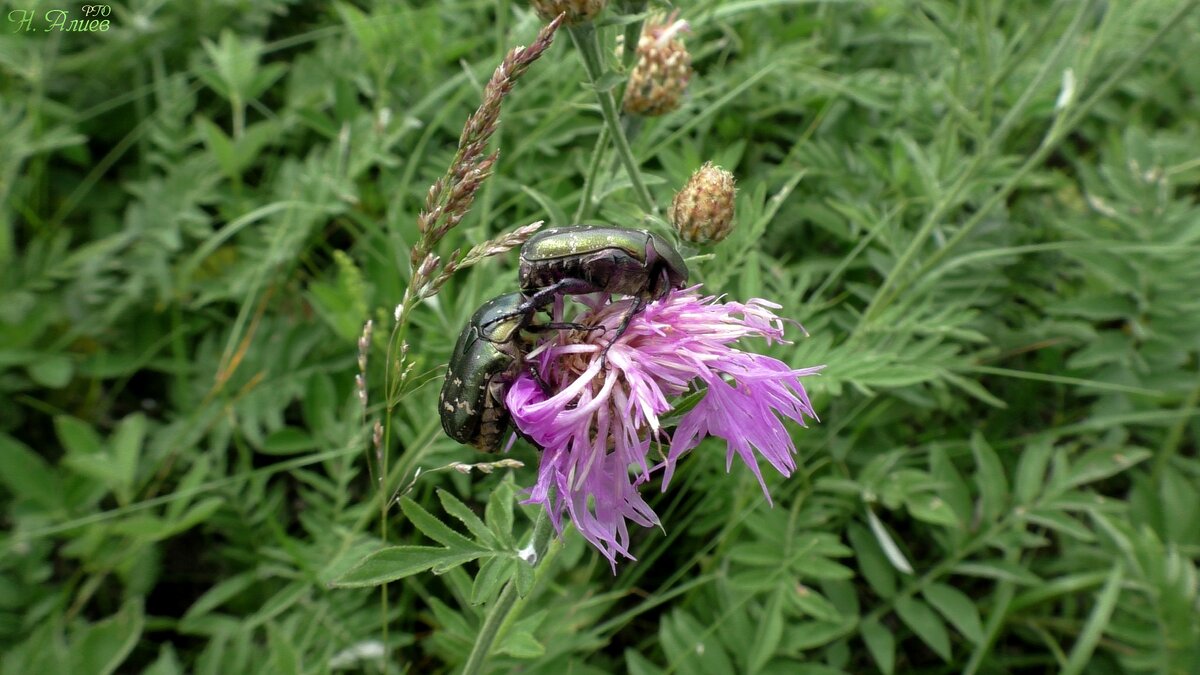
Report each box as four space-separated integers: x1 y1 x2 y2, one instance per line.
530 0 606 25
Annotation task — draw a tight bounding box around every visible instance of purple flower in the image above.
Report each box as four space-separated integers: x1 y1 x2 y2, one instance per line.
505 287 823 566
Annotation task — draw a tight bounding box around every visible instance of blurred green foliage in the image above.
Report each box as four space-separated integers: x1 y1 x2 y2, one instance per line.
2 0 1199 673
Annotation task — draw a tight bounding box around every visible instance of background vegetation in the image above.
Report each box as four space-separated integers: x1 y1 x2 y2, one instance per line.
2 0 1199 672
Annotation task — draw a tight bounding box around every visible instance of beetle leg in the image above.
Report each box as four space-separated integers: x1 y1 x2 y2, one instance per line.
519 277 601 311
527 321 607 334
598 296 647 367
527 362 552 393
481 278 601 330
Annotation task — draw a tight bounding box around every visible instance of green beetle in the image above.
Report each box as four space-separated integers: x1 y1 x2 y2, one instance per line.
439 292 592 451
517 225 689 306
503 226 690 352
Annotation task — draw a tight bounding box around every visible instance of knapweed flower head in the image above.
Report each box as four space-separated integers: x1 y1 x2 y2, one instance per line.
529 0 606 25
622 13 692 116
670 162 738 244
506 287 822 566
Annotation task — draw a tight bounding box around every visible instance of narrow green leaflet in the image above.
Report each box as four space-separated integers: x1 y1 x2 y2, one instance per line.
895 596 952 661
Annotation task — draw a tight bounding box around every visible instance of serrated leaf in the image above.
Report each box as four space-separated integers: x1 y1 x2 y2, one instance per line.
923 583 984 644
894 596 951 661
330 546 488 587
859 618 895 675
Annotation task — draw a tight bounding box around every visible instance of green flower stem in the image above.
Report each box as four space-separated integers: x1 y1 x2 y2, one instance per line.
574 124 609 222
568 23 658 216
619 0 647 70
461 509 554 675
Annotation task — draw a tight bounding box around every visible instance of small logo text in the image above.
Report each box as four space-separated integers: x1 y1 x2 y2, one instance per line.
9 6 113 33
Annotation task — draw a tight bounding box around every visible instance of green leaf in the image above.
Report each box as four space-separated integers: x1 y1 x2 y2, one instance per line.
260 427 317 455
514 554 535 598
971 433 1009 521
470 555 512 605
519 185 568 228
68 598 145 675
894 596 951 661
1014 438 1054 505
0 432 63 510
859 618 895 675
1062 447 1150 489
923 583 984 644
496 630 545 658
330 546 488 587
399 497 480 551
1023 508 1095 542
866 509 913 575
748 592 784 674
626 649 666 675
589 70 626 94
953 560 1043 586
55 415 104 456
792 585 842 623
196 117 239 179
27 354 73 388
485 480 515 545
267 623 301 674
110 413 146 502
1063 563 1124 675
785 619 856 651
848 522 895 597
905 493 960 528
437 490 497 547
182 573 257 625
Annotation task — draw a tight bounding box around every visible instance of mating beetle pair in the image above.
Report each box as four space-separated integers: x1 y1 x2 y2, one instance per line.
439 226 689 451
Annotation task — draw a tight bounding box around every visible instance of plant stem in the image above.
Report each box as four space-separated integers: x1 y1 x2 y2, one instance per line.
567 23 658 216
619 0 646 70
461 510 554 675
574 125 609 222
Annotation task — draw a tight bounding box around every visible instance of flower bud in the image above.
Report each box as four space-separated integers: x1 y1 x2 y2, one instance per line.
669 162 737 244
529 0 606 25
622 14 692 116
